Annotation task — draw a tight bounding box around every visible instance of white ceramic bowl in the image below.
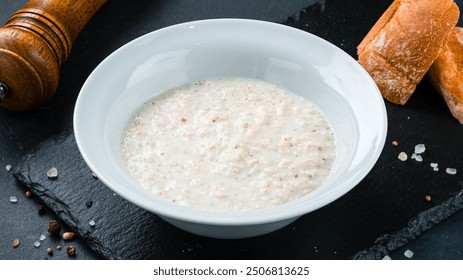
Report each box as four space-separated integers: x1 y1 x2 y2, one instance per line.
74 19 387 239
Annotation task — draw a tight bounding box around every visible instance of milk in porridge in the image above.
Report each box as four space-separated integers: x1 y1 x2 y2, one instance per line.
121 78 336 212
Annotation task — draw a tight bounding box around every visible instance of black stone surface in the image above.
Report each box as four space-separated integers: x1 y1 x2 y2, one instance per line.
2 0 463 260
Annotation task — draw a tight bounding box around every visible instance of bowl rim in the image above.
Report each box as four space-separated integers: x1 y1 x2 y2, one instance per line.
74 18 388 226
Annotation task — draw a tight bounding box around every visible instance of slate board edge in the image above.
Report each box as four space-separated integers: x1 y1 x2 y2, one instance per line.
352 189 463 259
12 130 120 259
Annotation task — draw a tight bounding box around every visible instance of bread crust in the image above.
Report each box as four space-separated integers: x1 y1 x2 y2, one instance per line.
428 27 463 124
357 0 460 105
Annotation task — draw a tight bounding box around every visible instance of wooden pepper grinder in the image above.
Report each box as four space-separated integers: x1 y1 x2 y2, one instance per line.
0 0 107 111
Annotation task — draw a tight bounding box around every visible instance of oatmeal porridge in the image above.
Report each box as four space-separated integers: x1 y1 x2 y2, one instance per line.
121 78 336 212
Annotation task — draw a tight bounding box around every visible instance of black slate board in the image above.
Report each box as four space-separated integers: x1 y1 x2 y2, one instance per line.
12 0 463 259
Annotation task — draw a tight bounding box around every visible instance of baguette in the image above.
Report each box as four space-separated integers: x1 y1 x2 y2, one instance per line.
357 0 460 105
428 27 463 124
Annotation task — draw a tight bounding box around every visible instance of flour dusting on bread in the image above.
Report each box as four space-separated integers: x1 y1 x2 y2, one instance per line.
428 27 463 124
357 0 460 106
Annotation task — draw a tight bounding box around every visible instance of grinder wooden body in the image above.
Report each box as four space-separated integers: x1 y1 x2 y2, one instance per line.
0 0 107 111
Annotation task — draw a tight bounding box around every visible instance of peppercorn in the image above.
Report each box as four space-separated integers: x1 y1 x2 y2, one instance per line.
62 232 76 241
425 195 432 202
47 248 53 255
25 191 32 198
12 239 20 248
66 246 76 256
37 204 46 214
47 219 61 235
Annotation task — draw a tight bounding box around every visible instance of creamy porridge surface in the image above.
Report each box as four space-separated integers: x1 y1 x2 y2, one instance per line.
121 78 336 212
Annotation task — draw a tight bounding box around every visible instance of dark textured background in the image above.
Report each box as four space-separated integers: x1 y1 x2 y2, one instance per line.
1 0 463 260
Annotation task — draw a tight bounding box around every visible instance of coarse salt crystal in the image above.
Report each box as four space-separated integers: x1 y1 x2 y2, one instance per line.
47 167 58 179
39 234 46 241
404 249 414 258
446 168 457 175
9 196 17 203
382 255 392 260
398 152 408 161
5 165 12 172
430 163 439 172
89 220 96 227
414 144 426 154
33 241 41 248
411 153 423 162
